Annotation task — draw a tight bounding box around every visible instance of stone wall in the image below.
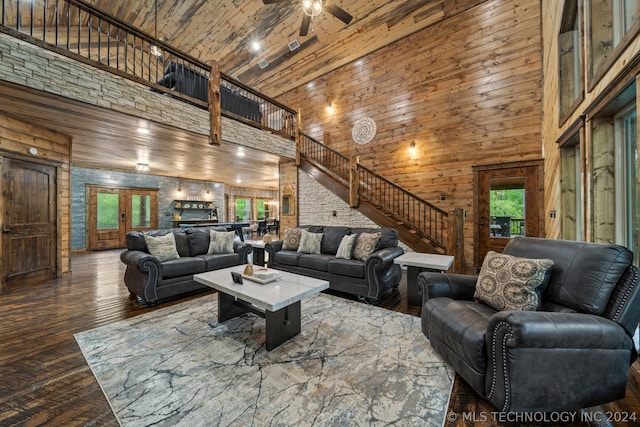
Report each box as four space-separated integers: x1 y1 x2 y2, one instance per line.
298 171 411 252
71 166 225 250
0 34 295 159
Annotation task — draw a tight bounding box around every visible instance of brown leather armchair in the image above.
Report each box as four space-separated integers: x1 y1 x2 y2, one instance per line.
420 236 640 413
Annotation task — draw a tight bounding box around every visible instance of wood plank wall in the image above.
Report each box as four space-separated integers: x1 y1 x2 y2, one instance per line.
0 113 72 276
276 0 543 269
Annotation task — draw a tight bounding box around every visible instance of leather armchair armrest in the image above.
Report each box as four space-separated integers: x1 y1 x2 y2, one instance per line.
120 250 162 272
365 247 404 269
419 273 478 302
486 311 634 412
488 311 631 350
233 241 252 264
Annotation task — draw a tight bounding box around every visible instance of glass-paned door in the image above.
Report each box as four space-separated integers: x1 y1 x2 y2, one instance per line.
87 186 158 249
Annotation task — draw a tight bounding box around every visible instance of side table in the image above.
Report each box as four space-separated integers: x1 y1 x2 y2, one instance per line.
246 240 267 266
394 252 454 306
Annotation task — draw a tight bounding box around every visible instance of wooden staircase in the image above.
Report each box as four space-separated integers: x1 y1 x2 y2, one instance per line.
297 132 464 264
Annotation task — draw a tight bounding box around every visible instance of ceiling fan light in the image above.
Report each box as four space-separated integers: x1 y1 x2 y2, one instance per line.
303 0 322 18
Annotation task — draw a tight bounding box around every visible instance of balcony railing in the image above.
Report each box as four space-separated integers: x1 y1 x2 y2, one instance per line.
0 0 297 139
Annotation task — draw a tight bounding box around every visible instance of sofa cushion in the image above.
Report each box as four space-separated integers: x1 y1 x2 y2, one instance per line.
208 230 236 254
327 259 365 278
352 232 382 262
144 233 180 262
185 227 209 256
351 227 398 250
299 254 334 272
336 234 357 259
321 227 350 254
173 231 191 257
161 257 206 279
198 253 240 270
503 237 633 315
282 227 306 251
297 230 323 254
274 250 302 266
474 251 554 311
424 298 495 391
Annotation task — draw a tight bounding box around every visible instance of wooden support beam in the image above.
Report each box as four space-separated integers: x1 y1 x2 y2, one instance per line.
208 60 221 145
349 155 360 208
447 208 465 273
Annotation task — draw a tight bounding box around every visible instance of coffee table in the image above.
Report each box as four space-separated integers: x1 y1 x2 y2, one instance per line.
194 266 329 351
394 253 454 306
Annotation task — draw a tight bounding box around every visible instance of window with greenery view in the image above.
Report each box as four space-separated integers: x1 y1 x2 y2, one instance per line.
235 198 251 221
97 193 119 230
489 179 525 238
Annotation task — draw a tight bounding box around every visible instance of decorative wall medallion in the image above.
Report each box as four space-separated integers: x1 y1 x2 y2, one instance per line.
352 117 377 145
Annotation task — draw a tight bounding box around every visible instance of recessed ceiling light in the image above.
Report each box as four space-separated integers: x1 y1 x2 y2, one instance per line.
236 179 242 184
137 127 150 134
251 41 261 52
236 149 245 157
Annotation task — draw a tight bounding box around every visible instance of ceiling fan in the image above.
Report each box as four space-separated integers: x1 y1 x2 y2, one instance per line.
263 0 354 37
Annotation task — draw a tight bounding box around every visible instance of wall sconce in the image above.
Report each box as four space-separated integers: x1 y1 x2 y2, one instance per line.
409 140 417 156
135 163 150 172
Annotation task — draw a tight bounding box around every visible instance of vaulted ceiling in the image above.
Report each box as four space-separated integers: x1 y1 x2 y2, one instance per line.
85 0 475 98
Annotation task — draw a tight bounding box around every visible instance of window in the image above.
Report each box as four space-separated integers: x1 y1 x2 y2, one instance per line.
560 135 584 241
558 0 583 122
591 86 638 264
614 103 638 261
489 178 526 238
256 199 270 219
589 0 640 84
97 193 119 229
235 198 251 221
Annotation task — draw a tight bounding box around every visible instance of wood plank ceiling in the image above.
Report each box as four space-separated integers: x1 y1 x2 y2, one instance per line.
1 0 484 188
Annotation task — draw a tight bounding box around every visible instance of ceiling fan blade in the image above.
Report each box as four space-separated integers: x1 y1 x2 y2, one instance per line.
325 4 353 25
263 0 293 4
300 14 311 37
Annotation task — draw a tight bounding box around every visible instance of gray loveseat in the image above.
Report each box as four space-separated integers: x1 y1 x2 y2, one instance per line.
265 226 404 303
120 227 252 305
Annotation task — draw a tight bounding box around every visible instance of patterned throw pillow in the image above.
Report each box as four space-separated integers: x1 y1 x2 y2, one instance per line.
474 251 554 311
297 229 323 254
335 234 357 259
207 230 236 254
144 233 180 262
282 227 306 251
352 232 382 262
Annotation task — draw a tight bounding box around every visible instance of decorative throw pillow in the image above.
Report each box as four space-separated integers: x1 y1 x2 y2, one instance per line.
144 233 180 262
207 230 236 254
282 227 306 251
297 229 323 254
335 234 357 259
352 232 382 262
474 251 554 311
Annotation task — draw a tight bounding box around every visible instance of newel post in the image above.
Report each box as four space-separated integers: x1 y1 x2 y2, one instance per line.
447 208 465 273
349 155 360 208
295 109 302 166
208 60 221 145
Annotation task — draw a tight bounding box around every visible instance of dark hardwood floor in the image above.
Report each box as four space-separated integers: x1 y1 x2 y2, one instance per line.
1 249 639 426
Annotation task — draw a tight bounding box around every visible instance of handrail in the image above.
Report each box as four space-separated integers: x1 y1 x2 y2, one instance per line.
299 132 449 250
0 0 297 139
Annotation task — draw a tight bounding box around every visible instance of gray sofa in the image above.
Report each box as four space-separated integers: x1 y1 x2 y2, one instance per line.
120 227 252 305
265 226 404 303
420 236 640 412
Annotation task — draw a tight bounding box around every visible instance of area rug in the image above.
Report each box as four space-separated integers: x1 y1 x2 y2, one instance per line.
75 293 454 426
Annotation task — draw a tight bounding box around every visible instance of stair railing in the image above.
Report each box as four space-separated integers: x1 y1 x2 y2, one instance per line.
298 132 457 253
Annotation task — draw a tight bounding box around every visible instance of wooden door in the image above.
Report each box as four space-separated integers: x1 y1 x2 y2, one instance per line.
87 186 158 250
1 158 57 288
475 161 544 268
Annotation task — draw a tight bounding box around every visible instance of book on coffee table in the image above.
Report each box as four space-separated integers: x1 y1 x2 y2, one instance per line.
242 268 280 284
